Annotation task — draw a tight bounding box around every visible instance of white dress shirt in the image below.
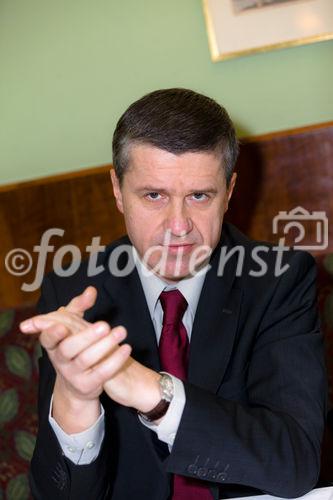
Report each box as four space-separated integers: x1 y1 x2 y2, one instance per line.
49 247 208 464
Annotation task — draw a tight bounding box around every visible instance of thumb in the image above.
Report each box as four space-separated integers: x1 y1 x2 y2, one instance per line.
65 286 98 316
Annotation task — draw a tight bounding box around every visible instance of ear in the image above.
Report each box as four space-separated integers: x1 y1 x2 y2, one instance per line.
110 169 124 214
224 172 237 212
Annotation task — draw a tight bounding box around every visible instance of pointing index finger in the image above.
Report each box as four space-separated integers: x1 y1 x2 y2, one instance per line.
19 287 98 334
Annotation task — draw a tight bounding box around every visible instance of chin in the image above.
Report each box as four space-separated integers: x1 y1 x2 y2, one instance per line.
148 253 209 282
158 265 195 283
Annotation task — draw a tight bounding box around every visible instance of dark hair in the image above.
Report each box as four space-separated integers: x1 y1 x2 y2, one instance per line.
112 88 238 186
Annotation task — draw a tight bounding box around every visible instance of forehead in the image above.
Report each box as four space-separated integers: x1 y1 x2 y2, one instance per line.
125 143 225 188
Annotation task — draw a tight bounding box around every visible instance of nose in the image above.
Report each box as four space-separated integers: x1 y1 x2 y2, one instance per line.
164 200 193 237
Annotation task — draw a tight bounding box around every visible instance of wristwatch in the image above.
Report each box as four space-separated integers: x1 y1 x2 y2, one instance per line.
139 373 174 422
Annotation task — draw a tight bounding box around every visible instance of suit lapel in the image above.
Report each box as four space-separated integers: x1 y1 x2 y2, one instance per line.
188 235 243 393
101 250 161 372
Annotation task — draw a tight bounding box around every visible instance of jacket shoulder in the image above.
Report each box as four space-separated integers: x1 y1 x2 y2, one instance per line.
221 222 316 278
38 235 131 309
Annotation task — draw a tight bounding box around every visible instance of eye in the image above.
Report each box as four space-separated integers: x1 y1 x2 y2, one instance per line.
191 192 209 201
145 192 162 201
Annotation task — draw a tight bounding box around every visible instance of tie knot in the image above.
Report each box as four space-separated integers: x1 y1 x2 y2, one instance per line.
160 289 187 326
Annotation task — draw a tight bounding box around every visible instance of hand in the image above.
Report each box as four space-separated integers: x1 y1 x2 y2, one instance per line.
21 286 161 422
20 286 132 431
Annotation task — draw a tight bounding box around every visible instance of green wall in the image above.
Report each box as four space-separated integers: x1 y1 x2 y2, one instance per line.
1 0 332 184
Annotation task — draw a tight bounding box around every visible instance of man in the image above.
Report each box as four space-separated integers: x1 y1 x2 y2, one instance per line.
21 88 326 500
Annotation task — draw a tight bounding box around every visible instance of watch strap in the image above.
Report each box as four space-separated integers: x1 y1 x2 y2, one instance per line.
139 373 174 422
139 398 170 422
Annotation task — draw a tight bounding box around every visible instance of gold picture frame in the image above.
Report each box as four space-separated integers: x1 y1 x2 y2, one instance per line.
202 0 333 62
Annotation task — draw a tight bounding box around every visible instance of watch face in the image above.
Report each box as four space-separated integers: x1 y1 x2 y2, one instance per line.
160 375 174 402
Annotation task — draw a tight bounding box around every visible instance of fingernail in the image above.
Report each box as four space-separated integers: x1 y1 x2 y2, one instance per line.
113 327 126 340
94 322 108 334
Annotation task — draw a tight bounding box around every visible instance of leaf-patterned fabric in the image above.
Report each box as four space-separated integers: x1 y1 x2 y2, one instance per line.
0 306 38 500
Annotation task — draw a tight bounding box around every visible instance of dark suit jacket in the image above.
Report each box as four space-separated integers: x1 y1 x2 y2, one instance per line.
29 223 326 500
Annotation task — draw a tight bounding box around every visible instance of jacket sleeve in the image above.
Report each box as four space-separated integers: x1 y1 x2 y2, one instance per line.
29 275 112 500
166 251 327 498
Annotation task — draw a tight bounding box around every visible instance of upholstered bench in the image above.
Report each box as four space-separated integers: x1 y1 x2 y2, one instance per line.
0 305 38 499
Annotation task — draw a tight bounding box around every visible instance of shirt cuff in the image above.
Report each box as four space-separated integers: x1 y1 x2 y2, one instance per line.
138 374 186 448
48 394 105 465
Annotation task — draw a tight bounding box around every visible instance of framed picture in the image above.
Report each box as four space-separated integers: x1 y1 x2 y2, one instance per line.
202 0 333 61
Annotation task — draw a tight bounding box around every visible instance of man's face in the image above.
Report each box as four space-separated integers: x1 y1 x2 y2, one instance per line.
111 143 236 282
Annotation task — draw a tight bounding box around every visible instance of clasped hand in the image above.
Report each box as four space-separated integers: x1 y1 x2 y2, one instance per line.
20 287 161 429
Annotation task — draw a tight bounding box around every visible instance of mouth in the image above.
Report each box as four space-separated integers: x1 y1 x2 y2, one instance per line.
164 244 195 256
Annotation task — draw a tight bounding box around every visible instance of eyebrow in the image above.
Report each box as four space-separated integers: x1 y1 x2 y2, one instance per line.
135 186 218 195
191 188 218 194
135 186 168 194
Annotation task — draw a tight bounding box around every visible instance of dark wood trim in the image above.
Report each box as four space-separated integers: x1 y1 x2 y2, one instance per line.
0 164 113 192
241 120 333 143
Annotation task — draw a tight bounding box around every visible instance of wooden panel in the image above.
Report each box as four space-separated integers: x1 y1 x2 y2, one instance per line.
0 166 125 308
0 121 332 308
227 122 333 253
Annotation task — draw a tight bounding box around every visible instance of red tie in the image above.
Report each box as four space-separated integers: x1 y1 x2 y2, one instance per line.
159 290 212 500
